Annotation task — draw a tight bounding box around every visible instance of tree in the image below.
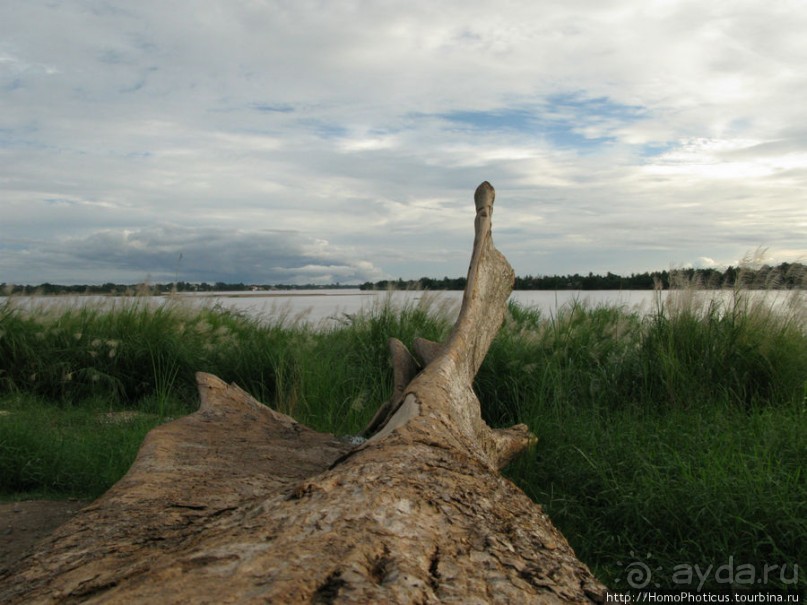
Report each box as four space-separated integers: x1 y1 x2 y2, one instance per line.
1 183 605 603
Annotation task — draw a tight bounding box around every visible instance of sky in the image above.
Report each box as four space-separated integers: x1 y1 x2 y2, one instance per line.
1 0 805 286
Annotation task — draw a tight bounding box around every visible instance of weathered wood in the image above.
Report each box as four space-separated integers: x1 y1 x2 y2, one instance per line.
0 182 606 604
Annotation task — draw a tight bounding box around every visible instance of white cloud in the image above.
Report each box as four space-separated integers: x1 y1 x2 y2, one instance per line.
1 0 805 284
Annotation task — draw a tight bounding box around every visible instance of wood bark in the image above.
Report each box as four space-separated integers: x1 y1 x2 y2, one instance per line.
0 182 606 604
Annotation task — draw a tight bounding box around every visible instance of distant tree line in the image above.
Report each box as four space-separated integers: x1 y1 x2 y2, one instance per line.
2 262 803 295
0 281 357 296
359 262 805 291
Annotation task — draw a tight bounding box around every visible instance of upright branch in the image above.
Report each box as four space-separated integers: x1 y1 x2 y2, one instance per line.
363 181 536 469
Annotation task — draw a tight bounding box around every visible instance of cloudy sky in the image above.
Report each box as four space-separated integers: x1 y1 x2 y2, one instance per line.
2 0 805 285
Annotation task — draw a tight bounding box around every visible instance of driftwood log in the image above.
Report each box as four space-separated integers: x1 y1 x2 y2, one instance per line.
1 183 606 604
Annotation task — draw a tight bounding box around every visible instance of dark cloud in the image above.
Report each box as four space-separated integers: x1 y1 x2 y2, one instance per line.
0 225 384 285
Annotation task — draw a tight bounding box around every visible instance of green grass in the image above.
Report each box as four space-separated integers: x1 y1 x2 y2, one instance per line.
1 287 805 591
480 289 806 591
0 393 173 499
506 397 805 591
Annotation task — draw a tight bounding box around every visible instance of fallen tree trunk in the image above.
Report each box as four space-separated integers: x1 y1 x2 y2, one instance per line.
0 182 606 604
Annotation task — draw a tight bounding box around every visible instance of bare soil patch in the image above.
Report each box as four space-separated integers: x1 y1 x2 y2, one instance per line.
0 500 89 573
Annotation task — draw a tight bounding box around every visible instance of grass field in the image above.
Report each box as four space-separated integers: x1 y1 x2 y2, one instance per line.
1 285 804 592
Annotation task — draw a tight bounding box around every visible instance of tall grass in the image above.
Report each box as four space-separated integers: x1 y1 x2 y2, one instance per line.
481 286 806 591
0 286 804 591
0 297 303 410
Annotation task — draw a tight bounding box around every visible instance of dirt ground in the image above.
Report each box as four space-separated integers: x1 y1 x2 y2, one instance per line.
0 500 89 573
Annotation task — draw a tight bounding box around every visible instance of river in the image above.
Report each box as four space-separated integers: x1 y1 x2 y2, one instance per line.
180 289 663 324
3 288 798 327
